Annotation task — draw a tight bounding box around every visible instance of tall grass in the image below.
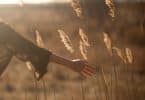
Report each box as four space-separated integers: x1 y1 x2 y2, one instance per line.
53 88 56 100
42 79 47 100
35 30 45 48
71 0 83 18
100 68 110 100
24 88 27 100
103 32 134 100
58 29 74 53
18 0 137 100
79 28 90 60
80 80 85 100
105 0 116 18
33 79 39 100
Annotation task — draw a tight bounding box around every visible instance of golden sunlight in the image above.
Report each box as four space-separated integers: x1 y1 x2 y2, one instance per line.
0 0 70 4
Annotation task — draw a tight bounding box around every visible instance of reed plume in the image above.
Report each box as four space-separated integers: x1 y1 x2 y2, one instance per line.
105 0 115 18
79 28 90 60
71 0 83 18
101 68 110 100
35 30 45 48
79 28 90 47
26 61 33 71
58 29 74 53
125 48 133 64
112 47 127 64
103 32 112 56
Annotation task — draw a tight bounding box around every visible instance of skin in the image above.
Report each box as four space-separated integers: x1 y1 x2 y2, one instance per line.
0 22 96 80
49 54 96 78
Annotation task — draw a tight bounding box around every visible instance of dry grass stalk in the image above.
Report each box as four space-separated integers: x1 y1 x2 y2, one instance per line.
26 61 33 71
94 87 98 100
35 30 45 48
26 61 40 78
33 79 39 100
42 79 47 100
58 29 74 53
80 80 85 100
105 0 115 18
79 28 90 47
72 96 74 100
79 28 90 60
71 0 83 18
125 48 133 64
103 32 112 56
112 47 127 64
24 88 27 100
53 88 56 100
101 68 110 100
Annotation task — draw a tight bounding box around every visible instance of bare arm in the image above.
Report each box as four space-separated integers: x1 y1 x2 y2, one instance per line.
49 53 96 77
0 22 96 80
49 53 73 68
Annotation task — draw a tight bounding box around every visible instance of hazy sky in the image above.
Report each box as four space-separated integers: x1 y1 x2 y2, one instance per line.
0 0 70 4
0 0 143 4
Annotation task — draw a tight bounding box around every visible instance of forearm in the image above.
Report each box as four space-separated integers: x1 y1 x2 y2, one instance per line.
49 53 73 68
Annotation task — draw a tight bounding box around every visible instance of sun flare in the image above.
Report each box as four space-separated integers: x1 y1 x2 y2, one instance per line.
0 0 70 4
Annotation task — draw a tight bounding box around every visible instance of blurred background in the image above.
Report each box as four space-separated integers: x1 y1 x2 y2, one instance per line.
0 0 145 100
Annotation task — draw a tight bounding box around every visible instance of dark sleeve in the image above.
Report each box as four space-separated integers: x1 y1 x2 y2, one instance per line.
0 45 13 76
0 22 52 80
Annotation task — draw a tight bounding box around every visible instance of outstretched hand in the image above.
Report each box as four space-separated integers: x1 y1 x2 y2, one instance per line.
71 59 96 78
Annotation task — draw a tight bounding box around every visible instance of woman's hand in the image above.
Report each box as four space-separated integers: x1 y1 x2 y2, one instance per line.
71 59 96 77
49 53 96 78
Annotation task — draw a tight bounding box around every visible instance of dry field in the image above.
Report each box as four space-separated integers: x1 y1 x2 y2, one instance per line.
0 2 145 100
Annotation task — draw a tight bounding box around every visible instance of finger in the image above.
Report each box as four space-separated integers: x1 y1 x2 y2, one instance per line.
82 69 94 76
82 68 95 75
83 64 96 71
84 66 96 74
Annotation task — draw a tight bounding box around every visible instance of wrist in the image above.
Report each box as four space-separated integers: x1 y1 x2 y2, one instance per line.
49 53 73 67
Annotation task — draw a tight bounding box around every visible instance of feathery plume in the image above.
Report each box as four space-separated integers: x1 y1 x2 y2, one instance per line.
125 48 133 64
79 28 90 47
105 0 115 18
103 32 112 56
71 0 83 18
79 28 90 60
35 30 45 48
112 47 127 64
26 61 33 71
58 29 74 53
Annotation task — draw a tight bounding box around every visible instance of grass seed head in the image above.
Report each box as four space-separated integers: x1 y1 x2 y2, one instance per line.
79 28 90 47
103 32 112 56
35 30 45 48
58 29 74 53
112 47 127 64
125 48 133 64
26 61 33 71
105 0 115 18
71 0 83 18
